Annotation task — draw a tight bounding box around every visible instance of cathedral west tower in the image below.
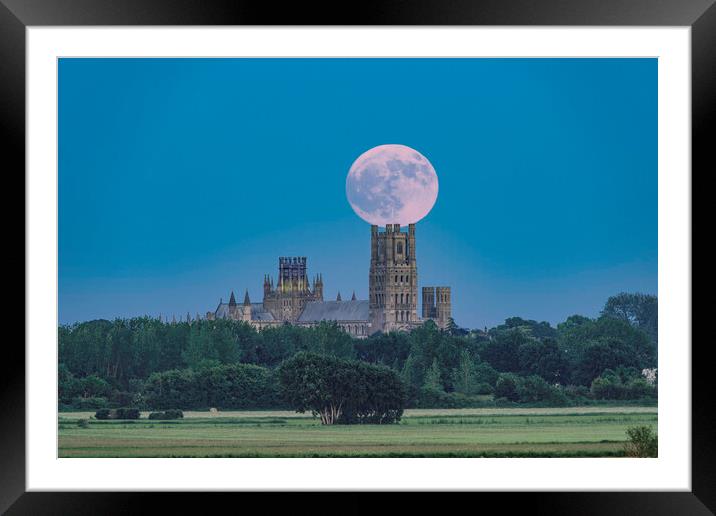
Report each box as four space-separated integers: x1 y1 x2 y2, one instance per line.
369 223 418 333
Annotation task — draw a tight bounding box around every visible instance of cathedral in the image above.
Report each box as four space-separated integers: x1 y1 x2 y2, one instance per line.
206 223 452 338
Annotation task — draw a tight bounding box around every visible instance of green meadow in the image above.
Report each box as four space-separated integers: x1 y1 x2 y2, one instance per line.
58 406 657 458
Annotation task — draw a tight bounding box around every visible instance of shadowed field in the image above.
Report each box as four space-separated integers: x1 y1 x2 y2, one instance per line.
58 406 657 458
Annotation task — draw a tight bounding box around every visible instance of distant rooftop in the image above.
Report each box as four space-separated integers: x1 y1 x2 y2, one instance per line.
298 300 369 322
214 302 275 321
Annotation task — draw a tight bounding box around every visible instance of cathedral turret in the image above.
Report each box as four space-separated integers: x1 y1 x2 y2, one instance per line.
351 291 356 301
264 275 272 297
314 273 324 301
422 287 434 319
408 223 416 266
228 291 239 318
336 291 342 302
435 287 451 328
241 289 252 322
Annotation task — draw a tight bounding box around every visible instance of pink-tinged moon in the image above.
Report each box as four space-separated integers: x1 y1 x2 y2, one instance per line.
346 144 439 226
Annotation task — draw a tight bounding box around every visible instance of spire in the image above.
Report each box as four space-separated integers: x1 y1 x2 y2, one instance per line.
336 291 342 302
244 289 251 306
351 291 356 301
229 291 237 306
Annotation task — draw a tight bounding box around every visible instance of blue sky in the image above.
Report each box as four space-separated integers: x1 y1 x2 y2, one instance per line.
58 58 657 329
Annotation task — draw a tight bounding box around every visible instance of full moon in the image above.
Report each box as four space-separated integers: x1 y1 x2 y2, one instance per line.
346 144 439 226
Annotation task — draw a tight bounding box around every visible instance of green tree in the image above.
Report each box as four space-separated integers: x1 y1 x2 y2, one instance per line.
480 328 529 372
355 331 411 367
494 317 557 340
183 320 219 367
624 425 658 457
517 338 569 383
131 317 162 378
278 352 405 425
254 324 308 366
556 314 592 333
517 375 559 403
58 363 81 403
338 361 407 424
590 373 624 399
196 363 279 409
423 358 443 391
143 368 203 409
400 352 419 387
473 361 500 387
590 367 655 400
452 350 480 394
559 316 655 385
402 320 475 391
277 352 357 424
79 374 111 398
445 317 468 336
307 321 355 359
573 338 645 386
494 374 520 401
602 292 658 345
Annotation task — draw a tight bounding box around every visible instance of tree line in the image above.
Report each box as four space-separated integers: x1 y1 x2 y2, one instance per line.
58 292 658 413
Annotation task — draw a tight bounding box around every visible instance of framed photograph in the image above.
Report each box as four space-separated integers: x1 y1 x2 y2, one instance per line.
5 0 713 511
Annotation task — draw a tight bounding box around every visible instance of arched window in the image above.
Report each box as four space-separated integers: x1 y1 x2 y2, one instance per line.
397 242 403 254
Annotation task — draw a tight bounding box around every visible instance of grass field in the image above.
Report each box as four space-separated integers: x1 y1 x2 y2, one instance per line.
58 406 657 458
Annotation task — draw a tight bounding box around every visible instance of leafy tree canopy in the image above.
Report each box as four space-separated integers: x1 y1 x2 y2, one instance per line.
278 352 406 424
601 292 658 344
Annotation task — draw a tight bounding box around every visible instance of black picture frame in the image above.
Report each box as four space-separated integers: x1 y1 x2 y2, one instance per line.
3 0 713 512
